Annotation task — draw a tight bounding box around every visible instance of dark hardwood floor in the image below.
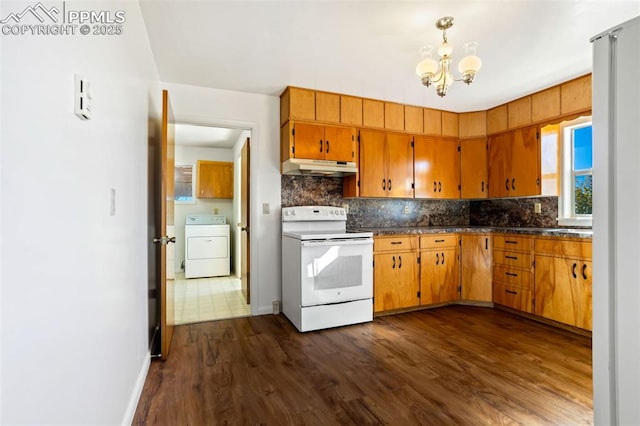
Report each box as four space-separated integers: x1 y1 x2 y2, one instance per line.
133 306 592 425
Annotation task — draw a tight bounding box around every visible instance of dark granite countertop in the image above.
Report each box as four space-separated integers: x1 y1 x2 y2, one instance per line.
350 226 592 239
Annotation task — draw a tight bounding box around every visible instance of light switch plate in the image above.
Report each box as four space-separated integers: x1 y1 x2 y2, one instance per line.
534 202 542 214
263 203 270 214
109 188 116 216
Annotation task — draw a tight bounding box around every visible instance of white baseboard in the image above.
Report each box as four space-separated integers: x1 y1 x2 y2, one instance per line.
121 352 151 426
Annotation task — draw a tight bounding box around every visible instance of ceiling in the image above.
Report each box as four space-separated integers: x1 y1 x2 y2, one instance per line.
139 1 640 113
175 123 244 148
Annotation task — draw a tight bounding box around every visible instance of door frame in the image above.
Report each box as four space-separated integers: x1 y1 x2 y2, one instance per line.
171 116 257 316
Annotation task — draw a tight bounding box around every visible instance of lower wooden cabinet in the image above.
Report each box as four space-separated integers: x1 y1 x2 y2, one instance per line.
534 238 592 330
492 234 533 313
419 234 459 305
373 236 419 313
460 234 492 302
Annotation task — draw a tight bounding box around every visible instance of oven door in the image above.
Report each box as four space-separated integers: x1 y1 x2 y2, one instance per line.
299 238 373 307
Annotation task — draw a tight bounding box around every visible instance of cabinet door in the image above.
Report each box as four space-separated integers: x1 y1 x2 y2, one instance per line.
359 130 387 197
534 256 592 330
461 235 492 302
323 125 354 162
510 125 540 196
196 161 234 199
460 138 488 198
292 122 325 160
414 136 459 199
420 248 459 304
385 133 414 198
487 131 512 198
374 252 419 312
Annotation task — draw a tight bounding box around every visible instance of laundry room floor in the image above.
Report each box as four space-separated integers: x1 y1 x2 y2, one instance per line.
173 275 250 325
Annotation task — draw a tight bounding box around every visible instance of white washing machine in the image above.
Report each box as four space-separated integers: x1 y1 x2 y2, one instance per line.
184 214 230 278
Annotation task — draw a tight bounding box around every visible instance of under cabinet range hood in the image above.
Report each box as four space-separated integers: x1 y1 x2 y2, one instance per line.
282 158 357 177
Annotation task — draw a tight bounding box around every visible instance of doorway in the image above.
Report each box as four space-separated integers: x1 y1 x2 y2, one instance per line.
172 123 251 325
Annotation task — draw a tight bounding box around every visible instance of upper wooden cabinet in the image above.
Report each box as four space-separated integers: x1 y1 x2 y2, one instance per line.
459 111 487 138
282 122 355 163
441 111 459 137
508 97 532 129
414 136 460 199
384 102 404 131
460 137 488 199
487 104 508 135
561 74 592 115
488 125 540 198
315 91 340 123
340 95 363 126
532 86 561 123
363 99 385 128
404 105 424 133
423 108 442 135
196 160 234 199
359 130 414 198
280 87 315 126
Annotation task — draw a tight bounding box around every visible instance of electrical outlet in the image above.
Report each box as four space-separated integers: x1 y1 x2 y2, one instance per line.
403 205 410 214
342 204 349 214
534 202 542 214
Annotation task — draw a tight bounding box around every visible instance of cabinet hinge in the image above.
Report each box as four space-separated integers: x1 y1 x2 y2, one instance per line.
372 260 375 268
352 151 355 158
536 131 540 139
411 183 415 189
532 260 536 268
458 184 461 190
459 239 462 246
417 291 421 298
352 134 355 141
292 146 295 154
458 285 462 292
357 180 360 188
417 256 421 264
357 134 361 142
457 146 461 152
411 140 414 148
292 128 295 136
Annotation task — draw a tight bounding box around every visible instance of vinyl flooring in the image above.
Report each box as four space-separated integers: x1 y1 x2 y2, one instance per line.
134 305 592 425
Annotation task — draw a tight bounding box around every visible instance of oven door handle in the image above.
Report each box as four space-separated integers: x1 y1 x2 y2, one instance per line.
300 238 373 247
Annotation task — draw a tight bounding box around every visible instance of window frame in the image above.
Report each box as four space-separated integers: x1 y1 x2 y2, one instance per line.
558 116 592 227
174 163 196 204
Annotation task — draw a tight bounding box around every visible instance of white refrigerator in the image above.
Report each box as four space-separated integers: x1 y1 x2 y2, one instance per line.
591 16 640 425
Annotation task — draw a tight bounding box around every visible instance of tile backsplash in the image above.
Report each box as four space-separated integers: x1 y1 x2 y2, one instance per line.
281 176 560 228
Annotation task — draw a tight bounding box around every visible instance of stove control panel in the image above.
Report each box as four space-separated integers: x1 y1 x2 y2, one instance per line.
282 206 346 221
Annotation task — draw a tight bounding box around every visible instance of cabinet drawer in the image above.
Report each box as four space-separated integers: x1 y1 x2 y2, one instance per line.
493 266 531 289
493 284 532 313
419 234 458 249
493 250 532 269
374 236 417 252
534 238 592 259
493 235 533 251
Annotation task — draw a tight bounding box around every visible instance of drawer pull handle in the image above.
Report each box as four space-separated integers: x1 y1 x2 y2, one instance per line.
388 179 392 191
505 272 518 277
435 239 445 243
505 179 509 191
505 256 518 260
382 179 386 190
319 140 323 152
390 241 403 245
392 256 396 269
326 140 330 153
398 255 402 269
441 252 445 264
505 240 518 245
434 181 437 192
435 253 440 265
485 238 488 250
582 264 588 280
572 262 577 278
512 178 516 190
505 289 518 295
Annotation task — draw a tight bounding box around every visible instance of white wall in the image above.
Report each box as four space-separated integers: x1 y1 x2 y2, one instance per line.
0 1 158 424
174 145 234 273
162 82 281 316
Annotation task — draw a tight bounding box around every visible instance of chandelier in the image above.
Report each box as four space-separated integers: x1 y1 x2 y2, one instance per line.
415 16 482 97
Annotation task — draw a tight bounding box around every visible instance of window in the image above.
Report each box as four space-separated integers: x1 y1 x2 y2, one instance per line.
174 164 195 203
541 116 593 226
